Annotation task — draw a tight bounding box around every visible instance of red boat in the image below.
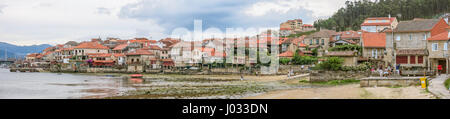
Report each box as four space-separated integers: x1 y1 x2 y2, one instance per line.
130 74 143 78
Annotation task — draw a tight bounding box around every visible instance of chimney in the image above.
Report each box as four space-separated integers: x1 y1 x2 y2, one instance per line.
388 14 391 19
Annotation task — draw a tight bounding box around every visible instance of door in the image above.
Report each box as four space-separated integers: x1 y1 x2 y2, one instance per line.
438 60 447 74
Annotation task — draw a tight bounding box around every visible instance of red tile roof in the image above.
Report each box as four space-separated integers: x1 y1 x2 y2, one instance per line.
74 42 109 49
338 30 361 39
362 32 386 48
113 53 125 57
427 32 449 41
279 51 294 57
113 43 128 50
149 45 162 50
26 53 40 57
361 17 396 26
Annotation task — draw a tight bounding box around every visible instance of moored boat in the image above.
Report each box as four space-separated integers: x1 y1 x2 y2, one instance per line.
130 74 143 78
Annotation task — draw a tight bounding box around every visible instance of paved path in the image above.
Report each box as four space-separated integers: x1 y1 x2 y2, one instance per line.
287 73 309 80
428 74 450 99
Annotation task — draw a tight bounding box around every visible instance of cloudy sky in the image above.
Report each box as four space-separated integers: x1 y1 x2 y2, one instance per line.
0 0 348 46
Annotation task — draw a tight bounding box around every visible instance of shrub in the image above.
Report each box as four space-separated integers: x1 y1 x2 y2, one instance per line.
292 49 318 65
279 58 291 65
445 78 450 90
318 57 343 71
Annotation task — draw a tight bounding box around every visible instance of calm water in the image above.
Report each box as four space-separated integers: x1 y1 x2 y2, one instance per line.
0 69 135 99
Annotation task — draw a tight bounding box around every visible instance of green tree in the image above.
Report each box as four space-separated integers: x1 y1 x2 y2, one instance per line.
318 57 344 71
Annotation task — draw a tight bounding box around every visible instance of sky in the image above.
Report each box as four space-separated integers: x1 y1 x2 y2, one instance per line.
0 0 349 46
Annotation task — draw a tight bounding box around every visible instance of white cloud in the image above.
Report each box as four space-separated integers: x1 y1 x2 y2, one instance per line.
0 4 6 14
244 0 347 19
0 0 165 45
0 0 348 45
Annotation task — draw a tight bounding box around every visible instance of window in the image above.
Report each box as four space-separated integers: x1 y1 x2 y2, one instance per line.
396 56 408 64
423 34 427 40
309 39 313 45
396 35 401 41
444 43 448 51
321 39 324 45
316 39 319 45
410 56 416 64
432 43 438 51
409 34 412 40
372 49 378 58
418 56 423 64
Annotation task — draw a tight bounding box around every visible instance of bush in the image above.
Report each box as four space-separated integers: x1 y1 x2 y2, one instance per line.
291 49 318 65
445 78 450 90
279 58 291 65
318 57 343 71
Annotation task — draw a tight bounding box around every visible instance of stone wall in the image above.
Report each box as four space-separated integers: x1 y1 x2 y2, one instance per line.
278 65 310 75
360 78 420 87
87 68 127 73
310 70 371 82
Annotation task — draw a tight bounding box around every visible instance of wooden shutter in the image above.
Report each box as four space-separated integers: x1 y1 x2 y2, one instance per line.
396 56 408 64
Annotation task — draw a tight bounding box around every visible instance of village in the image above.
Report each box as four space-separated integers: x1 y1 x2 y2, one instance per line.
4 14 450 99
13 15 450 76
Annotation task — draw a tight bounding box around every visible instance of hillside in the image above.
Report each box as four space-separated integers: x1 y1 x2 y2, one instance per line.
314 0 449 31
0 42 52 59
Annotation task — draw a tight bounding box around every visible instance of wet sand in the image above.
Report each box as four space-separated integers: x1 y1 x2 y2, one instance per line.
244 84 435 99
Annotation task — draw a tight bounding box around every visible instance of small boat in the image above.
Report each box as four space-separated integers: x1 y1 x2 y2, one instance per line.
129 78 143 83
130 74 143 78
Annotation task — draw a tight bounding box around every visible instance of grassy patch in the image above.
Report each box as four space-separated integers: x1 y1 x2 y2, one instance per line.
445 78 450 90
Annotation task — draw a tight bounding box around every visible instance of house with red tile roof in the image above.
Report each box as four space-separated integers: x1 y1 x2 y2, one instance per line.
303 29 337 56
126 49 156 72
73 41 109 60
361 32 387 64
361 17 398 32
384 18 448 71
25 53 41 62
426 18 450 74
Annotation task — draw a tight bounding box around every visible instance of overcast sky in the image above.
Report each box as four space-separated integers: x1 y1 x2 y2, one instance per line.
0 0 348 46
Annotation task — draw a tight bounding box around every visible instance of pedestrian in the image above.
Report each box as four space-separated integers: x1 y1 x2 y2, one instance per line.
240 74 244 81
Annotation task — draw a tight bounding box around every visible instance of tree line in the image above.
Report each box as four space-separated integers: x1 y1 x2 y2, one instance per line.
314 0 450 31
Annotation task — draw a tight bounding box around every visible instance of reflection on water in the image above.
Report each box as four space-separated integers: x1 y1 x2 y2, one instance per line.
0 69 140 99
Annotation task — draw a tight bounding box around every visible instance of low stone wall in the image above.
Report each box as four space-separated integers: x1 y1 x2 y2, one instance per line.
278 65 310 75
360 77 422 87
401 70 434 76
310 70 371 82
87 68 127 73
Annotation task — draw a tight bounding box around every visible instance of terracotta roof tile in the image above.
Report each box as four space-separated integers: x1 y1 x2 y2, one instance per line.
362 32 386 48
74 42 109 49
113 43 128 50
427 32 449 41
361 17 396 26
279 51 294 57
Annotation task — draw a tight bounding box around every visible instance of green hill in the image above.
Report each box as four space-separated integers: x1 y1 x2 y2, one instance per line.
314 0 449 31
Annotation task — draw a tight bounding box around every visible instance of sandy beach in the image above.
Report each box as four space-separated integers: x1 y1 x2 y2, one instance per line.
244 84 435 99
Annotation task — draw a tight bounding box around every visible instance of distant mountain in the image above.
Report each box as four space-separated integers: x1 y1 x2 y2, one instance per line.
0 42 52 59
